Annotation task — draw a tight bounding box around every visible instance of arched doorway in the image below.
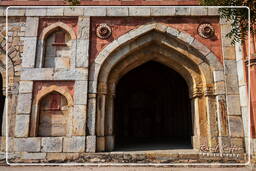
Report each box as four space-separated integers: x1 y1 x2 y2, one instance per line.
0 73 5 136
114 61 192 151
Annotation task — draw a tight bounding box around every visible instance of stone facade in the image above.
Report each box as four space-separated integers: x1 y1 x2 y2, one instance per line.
0 6 253 165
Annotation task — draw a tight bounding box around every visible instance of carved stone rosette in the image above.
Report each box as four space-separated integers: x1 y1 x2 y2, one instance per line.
96 24 112 39
197 23 215 39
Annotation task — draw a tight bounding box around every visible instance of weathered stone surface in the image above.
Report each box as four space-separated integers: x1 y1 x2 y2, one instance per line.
15 115 30 137
21 68 54 80
129 7 150 16
76 39 89 67
239 86 248 107
26 8 46 16
84 7 106 16
190 39 210 56
63 136 85 152
213 71 225 82
64 7 83 16
19 81 33 93
166 27 180 37
236 59 246 86
206 52 223 71
55 57 70 69
215 81 225 95
87 96 96 135
53 69 88 80
22 37 37 68
86 136 96 153
74 81 88 105
22 153 46 160
107 7 128 16
16 93 32 114
7 8 25 16
46 152 79 161
208 8 219 16
41 137 63 152
175 8 191 16
229 116 244 137
46 8 64 16
223 46 236 60
77 17 90 39
150 7 174 16
224 60 239 94
14 138 41 152
177 31 194 44
191 7 207 16
227 95 241 115
73 105 86 136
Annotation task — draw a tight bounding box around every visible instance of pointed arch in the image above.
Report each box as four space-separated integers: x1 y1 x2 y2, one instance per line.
39 22 76 41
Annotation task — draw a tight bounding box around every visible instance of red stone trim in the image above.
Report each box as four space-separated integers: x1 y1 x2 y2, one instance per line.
0 0 199 6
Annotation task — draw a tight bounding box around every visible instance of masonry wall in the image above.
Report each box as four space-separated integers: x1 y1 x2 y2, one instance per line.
0 6 251 164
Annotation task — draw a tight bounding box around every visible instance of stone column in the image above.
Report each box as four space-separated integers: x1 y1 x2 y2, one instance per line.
96 82 107 152
105 83 115 151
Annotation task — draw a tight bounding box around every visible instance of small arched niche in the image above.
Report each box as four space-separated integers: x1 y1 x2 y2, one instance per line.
38 91 69 137
43 28 72 69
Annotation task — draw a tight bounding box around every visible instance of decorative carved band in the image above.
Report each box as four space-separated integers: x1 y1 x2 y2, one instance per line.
192 86 203 98
204 84 215 96
192 84 215 98
98 82 107 95
245 58 256 66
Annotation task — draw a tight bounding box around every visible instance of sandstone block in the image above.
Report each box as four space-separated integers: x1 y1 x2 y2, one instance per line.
64 7 83 16
213 70 225 82
76 39 89 67
87 97 96 135
63 136 85 152
177 31 194 44
175 8 191 16
84 7 106 16
86 136 96 153
41 137 63 152
55 57 70 69
26 8 46 16
47 152 79 161
191 39 210 56
73 105 86 136
239 86 248 107
77 17 90 39
191 7 207 16
227 95 241 115
129 7 150 16
21 68 54 80
74 81 88 105
22 153 46 160
53 68 88 80
223 46 236 60
236 59 246 86
208 8 219 16
19 81 33 93
224 60 239 94
46 8 64 16
107 7 128 16
16 93 32 114
206 52 223 71
22 37 37 68
229 116 244 137
14 138 41 152
150 7 175 16
166 27 180 37
7 8 25 16
15 115 30 137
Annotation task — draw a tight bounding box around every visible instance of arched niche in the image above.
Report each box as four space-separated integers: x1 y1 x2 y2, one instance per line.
36 22 76 69
88 23 226 152
30 85 73 137
0 72 5 136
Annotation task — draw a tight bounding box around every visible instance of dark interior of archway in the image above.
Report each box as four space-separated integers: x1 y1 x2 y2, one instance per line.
114 61 193 151
0 74 5 136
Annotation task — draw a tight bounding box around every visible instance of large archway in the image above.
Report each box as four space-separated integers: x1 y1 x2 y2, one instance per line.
114 61 192 151
88 23 228 153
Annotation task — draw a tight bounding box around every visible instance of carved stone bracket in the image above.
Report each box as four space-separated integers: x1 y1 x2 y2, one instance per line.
96 24 112 39
192 86 203 98
98 82 107 95
197 23 215 39
245 58 256 66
